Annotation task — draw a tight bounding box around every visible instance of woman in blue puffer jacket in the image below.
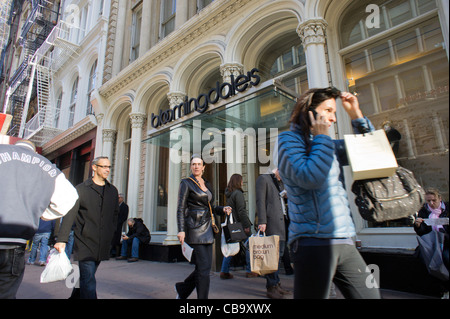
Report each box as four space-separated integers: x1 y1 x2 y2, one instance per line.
278 87 380 299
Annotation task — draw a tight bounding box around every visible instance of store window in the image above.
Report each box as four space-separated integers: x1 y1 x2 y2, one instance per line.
340 0 449 227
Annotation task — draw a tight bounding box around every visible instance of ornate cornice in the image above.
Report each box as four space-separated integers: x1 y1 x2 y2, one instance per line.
98 0 251 100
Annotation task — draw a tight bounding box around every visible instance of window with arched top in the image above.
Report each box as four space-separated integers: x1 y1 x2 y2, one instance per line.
86 60 97 115
69 76 79 127
339 0 449 227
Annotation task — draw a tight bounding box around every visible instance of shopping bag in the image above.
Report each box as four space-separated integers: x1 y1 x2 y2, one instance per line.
249 231 279 276
344 129 398 180
221 230 240 257
40 249 73 283
221 218 240 257
417 231 449 281
222 214 247 243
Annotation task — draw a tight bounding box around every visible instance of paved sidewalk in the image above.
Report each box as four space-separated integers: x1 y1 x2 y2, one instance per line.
17 256 435 299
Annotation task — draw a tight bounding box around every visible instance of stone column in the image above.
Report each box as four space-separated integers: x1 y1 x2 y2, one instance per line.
126 112 147 218
102 128 117 182
175 0 189 30
297 18 329 88
220 63 244 181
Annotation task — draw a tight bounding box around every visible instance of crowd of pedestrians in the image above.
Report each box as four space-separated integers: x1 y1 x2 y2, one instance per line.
1 89 448 300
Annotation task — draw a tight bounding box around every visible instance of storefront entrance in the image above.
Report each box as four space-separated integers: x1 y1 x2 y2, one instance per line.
142 80 297 255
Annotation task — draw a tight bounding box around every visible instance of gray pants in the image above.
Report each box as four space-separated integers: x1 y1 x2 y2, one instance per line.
292 242 381 299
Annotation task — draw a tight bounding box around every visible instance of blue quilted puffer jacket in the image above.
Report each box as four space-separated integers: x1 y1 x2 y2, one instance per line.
278 117 375 244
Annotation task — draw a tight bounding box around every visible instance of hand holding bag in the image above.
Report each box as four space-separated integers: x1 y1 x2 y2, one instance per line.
40 248 73 283
344 129 398 180
249 231 280 276
222 213 247 243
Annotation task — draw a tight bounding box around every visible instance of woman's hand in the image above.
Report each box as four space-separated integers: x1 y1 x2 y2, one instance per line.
340 91 363 120
309 111 330 136
177 232 185 245
223 206 232 215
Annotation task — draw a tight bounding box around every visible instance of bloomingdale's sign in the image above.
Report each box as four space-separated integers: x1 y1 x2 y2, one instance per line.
150 68 261 128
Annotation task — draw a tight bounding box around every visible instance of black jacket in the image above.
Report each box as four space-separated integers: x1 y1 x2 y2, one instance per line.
414 202 449 252
225 188 252 230
127 218 151 244
58 178 119 261
177 175 224 244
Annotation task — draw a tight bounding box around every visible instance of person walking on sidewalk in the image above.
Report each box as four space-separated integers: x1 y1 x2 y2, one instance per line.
27 219 55 266
175 154 231 299
278 87 381 299
255 168 292 299
55 156 119 299
0 140 78 299
220 174 253 279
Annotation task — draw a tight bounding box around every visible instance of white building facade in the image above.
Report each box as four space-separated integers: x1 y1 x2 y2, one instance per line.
11 0 444 259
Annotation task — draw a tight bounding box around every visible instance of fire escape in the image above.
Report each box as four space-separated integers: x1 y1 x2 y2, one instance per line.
4 0 80 146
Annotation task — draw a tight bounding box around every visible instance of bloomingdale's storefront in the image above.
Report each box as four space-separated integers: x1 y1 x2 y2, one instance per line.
93 0 448 293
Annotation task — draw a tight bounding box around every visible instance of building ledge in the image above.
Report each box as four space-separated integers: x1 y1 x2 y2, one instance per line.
42 115 97 156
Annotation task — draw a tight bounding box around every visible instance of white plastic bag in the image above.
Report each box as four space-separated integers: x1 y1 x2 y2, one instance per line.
40 248 73 283
221 217 240 257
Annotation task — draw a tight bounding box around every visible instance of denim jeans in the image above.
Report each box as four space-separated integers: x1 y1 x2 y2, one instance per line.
121 237 140 258
28 232 51 263
70 260 100 299
0 246 25 299
221 242 251 273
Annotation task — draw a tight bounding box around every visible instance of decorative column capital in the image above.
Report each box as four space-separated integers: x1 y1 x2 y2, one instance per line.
297 18 328 47
167 92 186 108
102 128 117 143
130 112 147 129
96 113 104 126
220 63 244 81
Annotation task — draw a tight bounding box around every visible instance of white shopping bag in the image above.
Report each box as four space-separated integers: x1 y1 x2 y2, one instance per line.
344 129 398 180
40 249 73 283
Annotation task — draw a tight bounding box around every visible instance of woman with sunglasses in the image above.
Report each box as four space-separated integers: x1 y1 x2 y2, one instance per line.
278 87 380 299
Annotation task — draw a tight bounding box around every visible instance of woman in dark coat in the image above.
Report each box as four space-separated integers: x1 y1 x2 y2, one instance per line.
175 154 231 299
220 174 252 279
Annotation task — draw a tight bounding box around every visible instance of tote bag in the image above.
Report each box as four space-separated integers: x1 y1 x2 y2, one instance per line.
249 231 280 276
222 214 247 243
344 129 398 180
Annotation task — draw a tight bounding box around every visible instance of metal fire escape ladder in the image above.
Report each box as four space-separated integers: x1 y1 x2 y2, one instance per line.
22 20 80 145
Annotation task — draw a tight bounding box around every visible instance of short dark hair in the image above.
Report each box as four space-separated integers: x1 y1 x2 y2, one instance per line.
227 174 243 193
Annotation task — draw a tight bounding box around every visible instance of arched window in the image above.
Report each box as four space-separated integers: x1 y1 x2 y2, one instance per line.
54 91 63 128
69 76 79 127
340 0 449 226
86 60 97 115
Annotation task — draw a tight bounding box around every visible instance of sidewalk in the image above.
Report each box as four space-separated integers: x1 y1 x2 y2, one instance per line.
17 255 436 299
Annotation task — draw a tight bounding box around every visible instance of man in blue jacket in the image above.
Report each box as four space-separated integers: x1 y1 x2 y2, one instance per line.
278 87 380 299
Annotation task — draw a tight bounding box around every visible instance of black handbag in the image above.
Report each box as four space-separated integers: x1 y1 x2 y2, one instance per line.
223 214 247 243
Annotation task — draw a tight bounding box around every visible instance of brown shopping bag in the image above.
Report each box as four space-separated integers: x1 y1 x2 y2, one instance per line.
249 231 280 276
